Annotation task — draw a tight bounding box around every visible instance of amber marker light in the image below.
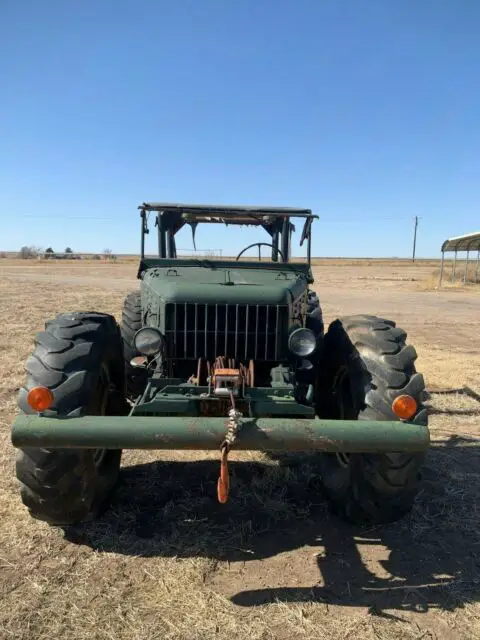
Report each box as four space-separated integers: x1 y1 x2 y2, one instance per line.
392 394 417 420
27 386 54 412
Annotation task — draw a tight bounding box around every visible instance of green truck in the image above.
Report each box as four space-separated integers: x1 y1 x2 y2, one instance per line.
11 203 429 526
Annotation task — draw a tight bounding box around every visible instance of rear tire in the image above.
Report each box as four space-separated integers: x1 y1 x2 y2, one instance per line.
306 290 324 335
318 315 428 525
15 312 127 525
120 290 147 399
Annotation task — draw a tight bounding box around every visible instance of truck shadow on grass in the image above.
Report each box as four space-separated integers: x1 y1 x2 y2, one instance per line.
66 435 479 615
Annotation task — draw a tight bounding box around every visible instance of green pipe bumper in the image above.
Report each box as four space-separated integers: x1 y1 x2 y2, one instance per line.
11 415 430 453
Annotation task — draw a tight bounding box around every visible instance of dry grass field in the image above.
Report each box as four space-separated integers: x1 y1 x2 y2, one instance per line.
0 258 478 640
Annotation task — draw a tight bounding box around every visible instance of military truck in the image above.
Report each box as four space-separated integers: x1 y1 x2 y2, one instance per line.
11 203 429 526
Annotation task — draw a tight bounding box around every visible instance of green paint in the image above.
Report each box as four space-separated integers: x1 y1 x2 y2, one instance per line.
134 382 315 417
11 415 430 453
142 262 310 306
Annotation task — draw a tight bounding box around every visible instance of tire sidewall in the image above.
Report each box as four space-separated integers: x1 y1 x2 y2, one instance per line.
317 315 427 524
16 313 125 524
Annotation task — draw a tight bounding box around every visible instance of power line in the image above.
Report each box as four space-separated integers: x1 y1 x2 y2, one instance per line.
313 218 413 224
20 215 118 220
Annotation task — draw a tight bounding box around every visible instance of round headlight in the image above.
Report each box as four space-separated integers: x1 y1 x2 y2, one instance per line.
288 327 317 357
133 327 164 356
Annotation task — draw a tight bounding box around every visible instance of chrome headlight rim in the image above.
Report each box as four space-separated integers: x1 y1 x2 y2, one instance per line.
133 327 165 356
288 327 317 357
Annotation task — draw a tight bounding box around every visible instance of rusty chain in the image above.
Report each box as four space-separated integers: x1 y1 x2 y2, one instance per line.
217 390 243 504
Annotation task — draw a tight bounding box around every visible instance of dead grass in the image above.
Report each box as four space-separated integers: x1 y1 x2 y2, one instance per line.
418 263 480 291
414 345 480 395
0 268 479 640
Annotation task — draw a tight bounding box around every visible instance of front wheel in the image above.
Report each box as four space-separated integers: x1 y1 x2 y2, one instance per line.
318 315 428 525
15 312 127 525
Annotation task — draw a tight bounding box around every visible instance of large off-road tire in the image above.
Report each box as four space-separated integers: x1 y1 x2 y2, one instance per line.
15 312 127 525
318 314 428 525
120 290 147 399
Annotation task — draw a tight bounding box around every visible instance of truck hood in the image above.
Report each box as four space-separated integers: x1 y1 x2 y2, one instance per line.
142 263 309 305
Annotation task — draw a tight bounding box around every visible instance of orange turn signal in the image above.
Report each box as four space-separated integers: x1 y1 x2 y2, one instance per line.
392 394 417 420
27 386 54 412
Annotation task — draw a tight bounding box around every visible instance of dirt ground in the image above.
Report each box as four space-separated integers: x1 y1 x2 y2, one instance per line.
0 259 478 640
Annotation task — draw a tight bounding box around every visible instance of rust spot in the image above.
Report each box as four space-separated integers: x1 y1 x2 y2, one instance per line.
186 421 200 433
199 398 248 417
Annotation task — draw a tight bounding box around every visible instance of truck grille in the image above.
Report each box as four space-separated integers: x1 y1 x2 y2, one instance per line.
165 303 288 361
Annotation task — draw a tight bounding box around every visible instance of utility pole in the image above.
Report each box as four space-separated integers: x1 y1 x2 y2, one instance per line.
412 216 419 262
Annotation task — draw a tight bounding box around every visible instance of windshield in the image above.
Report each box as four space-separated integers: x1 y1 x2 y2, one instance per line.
140 205 315 264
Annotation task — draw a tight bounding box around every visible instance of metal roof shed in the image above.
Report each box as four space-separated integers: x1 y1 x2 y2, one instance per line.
439 231 480 285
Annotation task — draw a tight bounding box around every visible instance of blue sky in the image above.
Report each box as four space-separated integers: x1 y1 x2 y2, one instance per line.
1 1 479 257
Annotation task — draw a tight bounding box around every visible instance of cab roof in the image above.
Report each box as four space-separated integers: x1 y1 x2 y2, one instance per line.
139 202 316 224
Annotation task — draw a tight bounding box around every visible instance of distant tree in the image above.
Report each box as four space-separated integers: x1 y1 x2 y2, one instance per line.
65 247 73 253
18 245 35 259
44 247 55 259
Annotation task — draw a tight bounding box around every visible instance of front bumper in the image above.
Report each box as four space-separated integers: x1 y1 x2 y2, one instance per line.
11 415 430 453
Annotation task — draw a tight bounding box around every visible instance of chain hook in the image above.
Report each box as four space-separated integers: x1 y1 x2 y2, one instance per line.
217 443 230 504
217 390 242 504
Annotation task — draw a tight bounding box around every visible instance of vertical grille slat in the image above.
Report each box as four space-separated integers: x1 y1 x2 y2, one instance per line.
184 303 187 358
194 303 198 358
255 305 259 359
265 305 270 360
224 304 228 356
245 304 249 360
215 304 218 357
275 305 280 359
173 304 177 357
165 302 287 361
235 304 239 356
204 304 208 357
